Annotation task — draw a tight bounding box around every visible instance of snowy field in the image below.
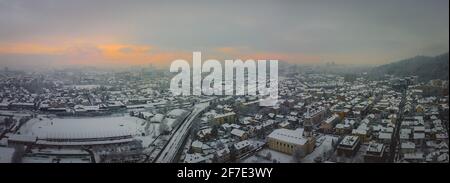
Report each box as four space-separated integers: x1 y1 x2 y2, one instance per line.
18 116 157 140
241 148 295 163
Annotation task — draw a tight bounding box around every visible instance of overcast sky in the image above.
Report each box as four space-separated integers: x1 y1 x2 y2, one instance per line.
0 0 448 69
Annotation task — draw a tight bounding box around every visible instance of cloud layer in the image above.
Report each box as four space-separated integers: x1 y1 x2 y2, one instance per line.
0 0 448 69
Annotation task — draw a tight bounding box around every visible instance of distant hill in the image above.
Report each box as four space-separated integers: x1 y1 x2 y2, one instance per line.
370 53 449 81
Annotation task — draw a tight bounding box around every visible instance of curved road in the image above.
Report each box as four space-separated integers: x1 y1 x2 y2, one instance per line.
154 102 209 163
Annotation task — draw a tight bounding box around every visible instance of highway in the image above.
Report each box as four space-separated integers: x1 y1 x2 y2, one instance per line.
154 102 209 163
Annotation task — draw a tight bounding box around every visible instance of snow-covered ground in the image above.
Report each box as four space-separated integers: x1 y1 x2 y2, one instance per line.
301 135 338 163
241 148 295 163
136 131 160 147
18 116 157 140
0 147 15 163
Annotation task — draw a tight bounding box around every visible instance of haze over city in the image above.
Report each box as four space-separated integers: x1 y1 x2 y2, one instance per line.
0 0 448 70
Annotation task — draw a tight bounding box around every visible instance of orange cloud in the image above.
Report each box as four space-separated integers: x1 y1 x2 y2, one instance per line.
0 42 192 67
0 42 323 68
95 44 191 66
0 43 66 55
215 47 239 55
97 44 152 60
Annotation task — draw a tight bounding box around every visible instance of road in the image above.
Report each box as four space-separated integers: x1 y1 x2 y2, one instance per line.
154 102 209 163
389 90 406 162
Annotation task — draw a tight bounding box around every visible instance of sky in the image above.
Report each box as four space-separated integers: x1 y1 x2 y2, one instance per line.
0 0 448 69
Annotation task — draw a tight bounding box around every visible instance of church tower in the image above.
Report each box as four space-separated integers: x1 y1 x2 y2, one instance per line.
304 107 313 137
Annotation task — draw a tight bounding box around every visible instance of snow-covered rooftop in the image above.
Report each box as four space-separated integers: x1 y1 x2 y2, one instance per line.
231 129 246 138
234 140 252 150
18 116 145 140
401 142 415 149
192 140 203 149
167 109 187 118
366 142 384 153
339 135 359 147
214 112 236 119
378 132 392 140
268 128 307 145
413 133 425 139
150 114 164 123
184 153 207 163
324 115 339 124
7 134 37 143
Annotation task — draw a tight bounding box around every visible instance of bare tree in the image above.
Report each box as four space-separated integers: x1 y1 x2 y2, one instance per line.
129 110 135 117
211 124 219 138
229 144 237 163
158 121 169 135
266 152 272 160
12 145 25 163
292 146 306 163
